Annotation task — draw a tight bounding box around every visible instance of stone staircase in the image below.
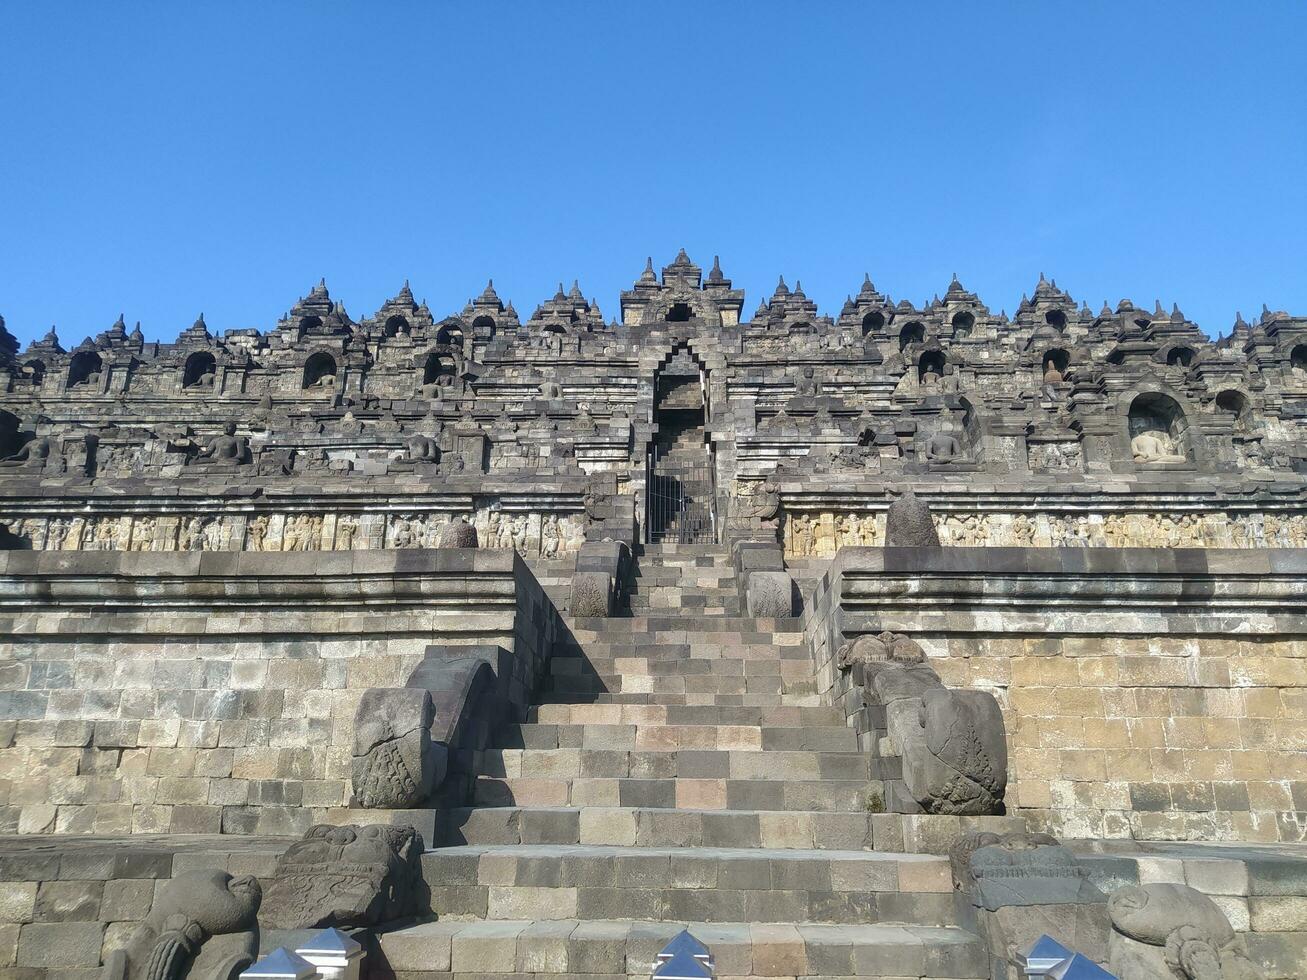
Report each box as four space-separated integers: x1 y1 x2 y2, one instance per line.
377 544 1002 979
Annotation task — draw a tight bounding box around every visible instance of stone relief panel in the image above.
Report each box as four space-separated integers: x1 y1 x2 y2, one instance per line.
1026 440 1082 473
783 511 885 557
4 508 587 556
781 510 1307 556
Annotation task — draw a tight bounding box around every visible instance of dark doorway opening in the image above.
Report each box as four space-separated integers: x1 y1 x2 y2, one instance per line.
648 350 716 544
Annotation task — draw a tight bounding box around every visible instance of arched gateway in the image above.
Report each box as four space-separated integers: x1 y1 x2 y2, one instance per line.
646 345 717 543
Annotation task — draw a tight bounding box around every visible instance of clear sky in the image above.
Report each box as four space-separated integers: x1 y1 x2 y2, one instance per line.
1 2 1304 348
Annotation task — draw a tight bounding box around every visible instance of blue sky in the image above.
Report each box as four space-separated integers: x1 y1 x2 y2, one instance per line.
1 2 1304 347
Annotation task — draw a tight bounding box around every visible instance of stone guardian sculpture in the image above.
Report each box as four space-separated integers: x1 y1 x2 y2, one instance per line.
260 824 423 930
101 870 261 980
1108 882 1265 979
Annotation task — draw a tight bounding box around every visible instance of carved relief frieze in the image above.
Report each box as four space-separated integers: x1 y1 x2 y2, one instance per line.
3 508 588 556
781 509 1307 556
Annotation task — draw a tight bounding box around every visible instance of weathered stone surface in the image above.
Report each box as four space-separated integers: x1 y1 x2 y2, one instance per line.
884 490 940 548
902 687 1007 815
438 518 477 549
1109 881 1267 979
100 869 261 980
259 823 422 930
837 630 925 672
951 831 1112 977
961 834 1106 910
843 643 1008 816
744 570 793 617
351 687 444 809
570 570 613 618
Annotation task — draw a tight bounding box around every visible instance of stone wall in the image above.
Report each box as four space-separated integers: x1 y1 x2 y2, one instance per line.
805 546 1307 843
0 548 561 836
0 837 289 974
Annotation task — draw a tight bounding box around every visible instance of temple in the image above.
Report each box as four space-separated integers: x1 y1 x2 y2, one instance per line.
0 252 1304 978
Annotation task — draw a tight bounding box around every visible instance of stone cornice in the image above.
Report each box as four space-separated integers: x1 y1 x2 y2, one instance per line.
822 546 1307 637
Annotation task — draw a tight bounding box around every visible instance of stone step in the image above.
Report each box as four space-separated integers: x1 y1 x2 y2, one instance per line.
551 644 810 664
626 583 738 596
420 845 957 926
565 616 803 632
543 672 815 698
527 703 844 727
471 774 876 811
434 806 1025 853
626 598 742 615
495 722 860 752
630 567 735 582
546 661 810 684
375 918 987 979
532 691 824 707
496 726 857 757
626 589 740 603
461 748 872 782
636 544 729 558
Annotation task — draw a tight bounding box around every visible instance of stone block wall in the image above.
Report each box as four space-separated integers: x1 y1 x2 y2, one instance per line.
0 548 560 836
0 837 290 975
805 546 1307 843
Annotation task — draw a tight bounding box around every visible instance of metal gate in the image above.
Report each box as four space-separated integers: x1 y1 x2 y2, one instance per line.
647 445 717 545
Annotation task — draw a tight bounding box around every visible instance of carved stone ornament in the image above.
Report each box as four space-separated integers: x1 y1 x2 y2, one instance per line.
744 570 793 617
959 833 1105 911
571 570 613 618
352 687 445 808
884 489 940 547
1108 883 1266 980
260 823 423 930
836 630 925 671
904 687 1007 815
949 831 1111 975
852 649 1008 815
733 480 780 520
102 870 261 980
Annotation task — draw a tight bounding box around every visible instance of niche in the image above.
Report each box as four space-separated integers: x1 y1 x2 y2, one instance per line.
436 322 465 346
899 321 925 351
1042 348 1070 382
302 352 338 389
183 351 217 389
423 353 456 387
1290 344 1307 375
22 360 45 385
68 351 102 388
1128 392 1188 464
1166 346 1195 368
918 350 946 384
1216 390 1251 431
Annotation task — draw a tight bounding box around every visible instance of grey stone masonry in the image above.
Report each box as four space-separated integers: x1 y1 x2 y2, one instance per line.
0 548 558 836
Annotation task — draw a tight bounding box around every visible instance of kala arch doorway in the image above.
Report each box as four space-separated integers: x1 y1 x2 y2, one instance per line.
647 347 717 544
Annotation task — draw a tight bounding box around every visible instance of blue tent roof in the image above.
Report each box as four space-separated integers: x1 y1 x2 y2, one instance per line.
653 949 714 980
657 929 713 966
